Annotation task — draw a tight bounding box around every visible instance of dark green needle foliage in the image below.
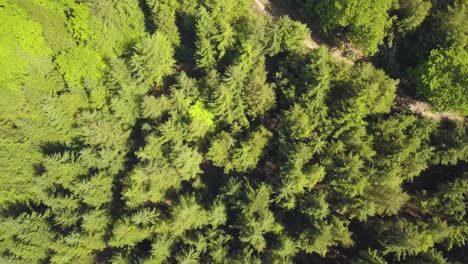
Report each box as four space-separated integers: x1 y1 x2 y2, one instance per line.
0 0 467 263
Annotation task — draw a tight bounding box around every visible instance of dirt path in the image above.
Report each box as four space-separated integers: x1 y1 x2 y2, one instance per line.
253 0 268 15
252 0 465 123
396 96 465 122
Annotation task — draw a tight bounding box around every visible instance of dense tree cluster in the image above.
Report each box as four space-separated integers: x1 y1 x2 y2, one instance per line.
0 0 467 263
277 0 467 114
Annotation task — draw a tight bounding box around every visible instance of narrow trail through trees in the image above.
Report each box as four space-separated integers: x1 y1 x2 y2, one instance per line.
253 0 466 123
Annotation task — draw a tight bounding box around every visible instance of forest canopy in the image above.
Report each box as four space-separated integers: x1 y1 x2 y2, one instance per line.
0 0 467 263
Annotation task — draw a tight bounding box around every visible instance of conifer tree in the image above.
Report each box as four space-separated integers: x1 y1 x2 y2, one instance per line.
0 0 467 263
131 32 175 87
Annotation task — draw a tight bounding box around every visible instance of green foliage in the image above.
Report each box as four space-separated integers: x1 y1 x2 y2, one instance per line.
230 127 272 172
431 121 468 165
55 45 105 87
315 0 393 54
422 177 468 221
207 131 235 167
146 0 180 46
0 0 467 263
277 17 310 52
0 0 51 91
244 57 276 118
371 114 434 181
238 184 278 252
194 0 252 69
437 0 468 48
87 0 146 56
0 212 53 262
75 172 113 207
195 7 217 69
415 44 468 115
266 16 310 55
189 101 215 128
0 142 42 207
377 219 435 260
142 95 172 119
131 32 175 87
148 235 174 263
330 63 398 137
17 0 76 52
353 248 387 264
65 2 94 42
110 218 152 247
396 0 432 34
299 217 354 256
207 127 272 173
403 250 449 264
